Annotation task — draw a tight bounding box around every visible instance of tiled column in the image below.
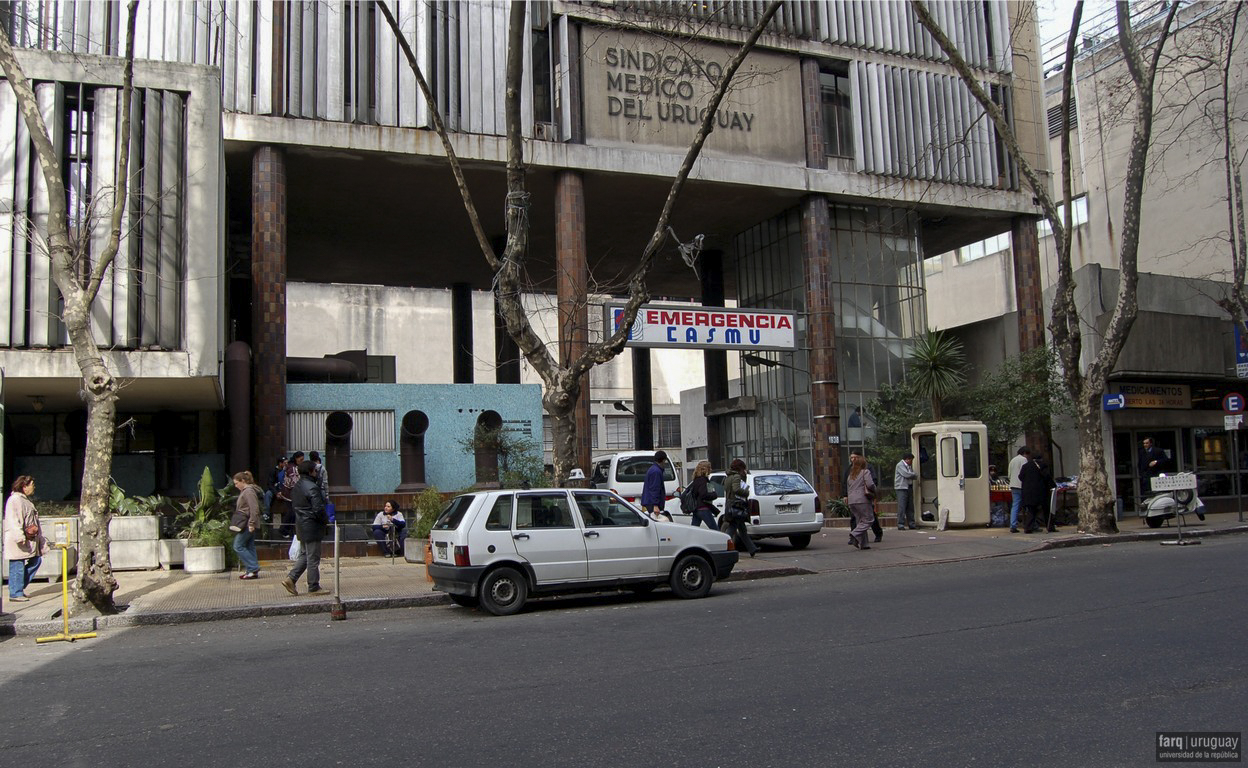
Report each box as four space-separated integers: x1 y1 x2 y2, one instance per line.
701 251 728 469
252 146 287 469
1011 214 1052 451
555 170 591 474
802 195 841 502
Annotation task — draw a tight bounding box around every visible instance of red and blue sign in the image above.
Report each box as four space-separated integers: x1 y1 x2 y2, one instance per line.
1223 393 1245 414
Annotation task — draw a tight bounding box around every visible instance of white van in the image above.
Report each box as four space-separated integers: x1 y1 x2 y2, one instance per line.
590 451 684 519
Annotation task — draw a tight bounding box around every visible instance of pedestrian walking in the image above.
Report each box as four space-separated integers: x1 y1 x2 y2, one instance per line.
720 459 759 557
640 450 672 521
846 450 883 543
1007 446 1031 533
1020 451 1056 533
847 454 877 550
282 460 328 596
4 475 50 602
1138 437 1168 495
894 452 917 530
687 461 720 532
231 471 264 580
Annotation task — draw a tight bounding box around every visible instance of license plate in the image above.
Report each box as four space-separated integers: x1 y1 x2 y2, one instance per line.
776 504 801 514
435 541 448 560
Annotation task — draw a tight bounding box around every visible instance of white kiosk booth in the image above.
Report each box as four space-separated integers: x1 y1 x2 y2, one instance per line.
910 421 990 528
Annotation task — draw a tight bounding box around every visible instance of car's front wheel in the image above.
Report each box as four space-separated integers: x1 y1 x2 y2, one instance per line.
788 533 812 549
479 567 528 616
669 554 713 599
448 594 479 608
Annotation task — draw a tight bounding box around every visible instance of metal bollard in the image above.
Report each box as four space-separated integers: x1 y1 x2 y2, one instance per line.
330 523 346 620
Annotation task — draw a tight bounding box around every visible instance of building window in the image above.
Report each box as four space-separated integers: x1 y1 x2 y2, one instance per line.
64 85 95 235
653 415 681 449
957 232 1011 264
819 68 853 159
605 416 634 450
1037 195 1088 236
542 416 554 453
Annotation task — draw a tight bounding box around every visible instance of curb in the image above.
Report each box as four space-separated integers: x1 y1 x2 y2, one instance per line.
1036 523 1248 551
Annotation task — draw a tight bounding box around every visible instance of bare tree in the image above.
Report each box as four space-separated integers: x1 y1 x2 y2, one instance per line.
0 1 140 611
912 0 1179 534
377 0 782 481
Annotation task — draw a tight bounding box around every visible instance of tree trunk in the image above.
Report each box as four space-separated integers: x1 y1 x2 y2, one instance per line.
1075 389 1118 534
544 387 581 485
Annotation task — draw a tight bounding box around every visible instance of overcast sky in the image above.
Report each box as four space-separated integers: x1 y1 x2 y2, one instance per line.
1037 0 1114 44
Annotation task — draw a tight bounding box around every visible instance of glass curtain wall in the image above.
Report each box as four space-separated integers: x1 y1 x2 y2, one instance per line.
732 203 925 478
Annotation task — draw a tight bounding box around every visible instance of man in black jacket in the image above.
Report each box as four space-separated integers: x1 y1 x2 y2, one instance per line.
1020 452 1056 533
283 460 328 596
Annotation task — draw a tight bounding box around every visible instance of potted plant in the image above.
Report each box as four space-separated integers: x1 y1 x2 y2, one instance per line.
177 468 237 574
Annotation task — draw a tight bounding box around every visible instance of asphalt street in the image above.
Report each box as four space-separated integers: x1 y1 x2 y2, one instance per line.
1 537 1244 768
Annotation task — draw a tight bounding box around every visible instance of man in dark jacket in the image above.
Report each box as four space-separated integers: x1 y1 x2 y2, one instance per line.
1020 452 1056 533
641 451 671 521
283 460 328 596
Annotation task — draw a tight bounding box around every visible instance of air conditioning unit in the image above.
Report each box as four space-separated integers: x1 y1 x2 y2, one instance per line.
534 121 558 141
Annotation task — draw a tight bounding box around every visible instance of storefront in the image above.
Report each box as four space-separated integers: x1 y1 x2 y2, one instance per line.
1107 379 1248 514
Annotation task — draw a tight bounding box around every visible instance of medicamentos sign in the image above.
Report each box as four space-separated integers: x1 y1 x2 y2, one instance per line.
605 303 796 351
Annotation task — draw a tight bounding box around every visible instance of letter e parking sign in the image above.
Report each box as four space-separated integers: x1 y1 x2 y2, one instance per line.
1223 393 1245 414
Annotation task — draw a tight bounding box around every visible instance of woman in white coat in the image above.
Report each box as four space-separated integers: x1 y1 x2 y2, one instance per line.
4 475 49 601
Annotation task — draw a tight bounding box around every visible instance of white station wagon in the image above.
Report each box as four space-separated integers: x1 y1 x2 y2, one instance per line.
709 469 825 549
427 488 739 616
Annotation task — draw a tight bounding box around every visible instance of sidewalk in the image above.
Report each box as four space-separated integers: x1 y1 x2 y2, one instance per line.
4 512 1245 636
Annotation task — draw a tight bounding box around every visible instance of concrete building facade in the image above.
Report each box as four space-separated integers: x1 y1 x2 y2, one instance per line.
1 1 1049 504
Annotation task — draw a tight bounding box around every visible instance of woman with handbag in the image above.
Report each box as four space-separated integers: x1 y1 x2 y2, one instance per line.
846 454 877 550
720 459 759 558
4 475 49 602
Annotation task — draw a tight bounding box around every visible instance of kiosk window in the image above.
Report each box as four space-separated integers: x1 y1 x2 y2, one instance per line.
940 437 960 477
962 432 982 478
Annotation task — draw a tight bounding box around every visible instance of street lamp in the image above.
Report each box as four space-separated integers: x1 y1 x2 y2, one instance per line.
742 352 806 373
613 400 634 414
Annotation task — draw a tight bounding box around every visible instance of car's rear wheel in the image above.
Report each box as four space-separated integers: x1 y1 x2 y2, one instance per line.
788 533 812 549
669 554 713 599
448 594 479 608
1145 515 1164 529
479 567 528 616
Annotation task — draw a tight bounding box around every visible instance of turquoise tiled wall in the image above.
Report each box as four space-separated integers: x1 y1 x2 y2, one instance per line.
286 383 543 493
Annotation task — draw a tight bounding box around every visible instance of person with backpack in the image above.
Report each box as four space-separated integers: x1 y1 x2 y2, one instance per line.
683 461 719 532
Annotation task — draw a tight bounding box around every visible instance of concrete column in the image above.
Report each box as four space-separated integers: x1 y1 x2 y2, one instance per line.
555 170 591 473
452 282 473 383
802 195 841 501
251 146 288 469
1011 214 1052 452
701 251 728 469
495 295 521 384
632 349 653 450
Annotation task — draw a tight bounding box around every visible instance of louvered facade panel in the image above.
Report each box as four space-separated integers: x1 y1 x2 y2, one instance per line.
288 410 397 453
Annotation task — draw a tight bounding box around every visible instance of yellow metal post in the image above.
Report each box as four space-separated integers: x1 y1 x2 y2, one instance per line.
35 544 97 643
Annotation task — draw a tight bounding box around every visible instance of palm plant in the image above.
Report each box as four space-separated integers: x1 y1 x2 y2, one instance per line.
908 331 967 420
175 467 238 546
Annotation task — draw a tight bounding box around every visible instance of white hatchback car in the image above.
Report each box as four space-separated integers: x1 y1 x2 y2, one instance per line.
427 488 739 615
709 470 825 549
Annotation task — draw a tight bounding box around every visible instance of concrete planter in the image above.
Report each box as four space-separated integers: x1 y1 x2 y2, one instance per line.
2 546 77 583
108 515 160 570
184 545 226 574
159 539 188 569
109 515 160 541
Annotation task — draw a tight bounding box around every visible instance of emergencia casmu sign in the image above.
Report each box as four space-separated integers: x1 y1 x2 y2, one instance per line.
606 303 796 350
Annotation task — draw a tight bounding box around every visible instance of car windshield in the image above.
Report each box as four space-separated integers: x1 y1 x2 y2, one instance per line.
433 495 476 530
752 474 815 496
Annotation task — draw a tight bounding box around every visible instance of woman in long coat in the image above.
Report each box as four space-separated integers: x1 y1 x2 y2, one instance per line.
4 475 49 601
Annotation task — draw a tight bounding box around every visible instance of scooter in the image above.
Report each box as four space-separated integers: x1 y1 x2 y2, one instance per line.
1138 472 1207 528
